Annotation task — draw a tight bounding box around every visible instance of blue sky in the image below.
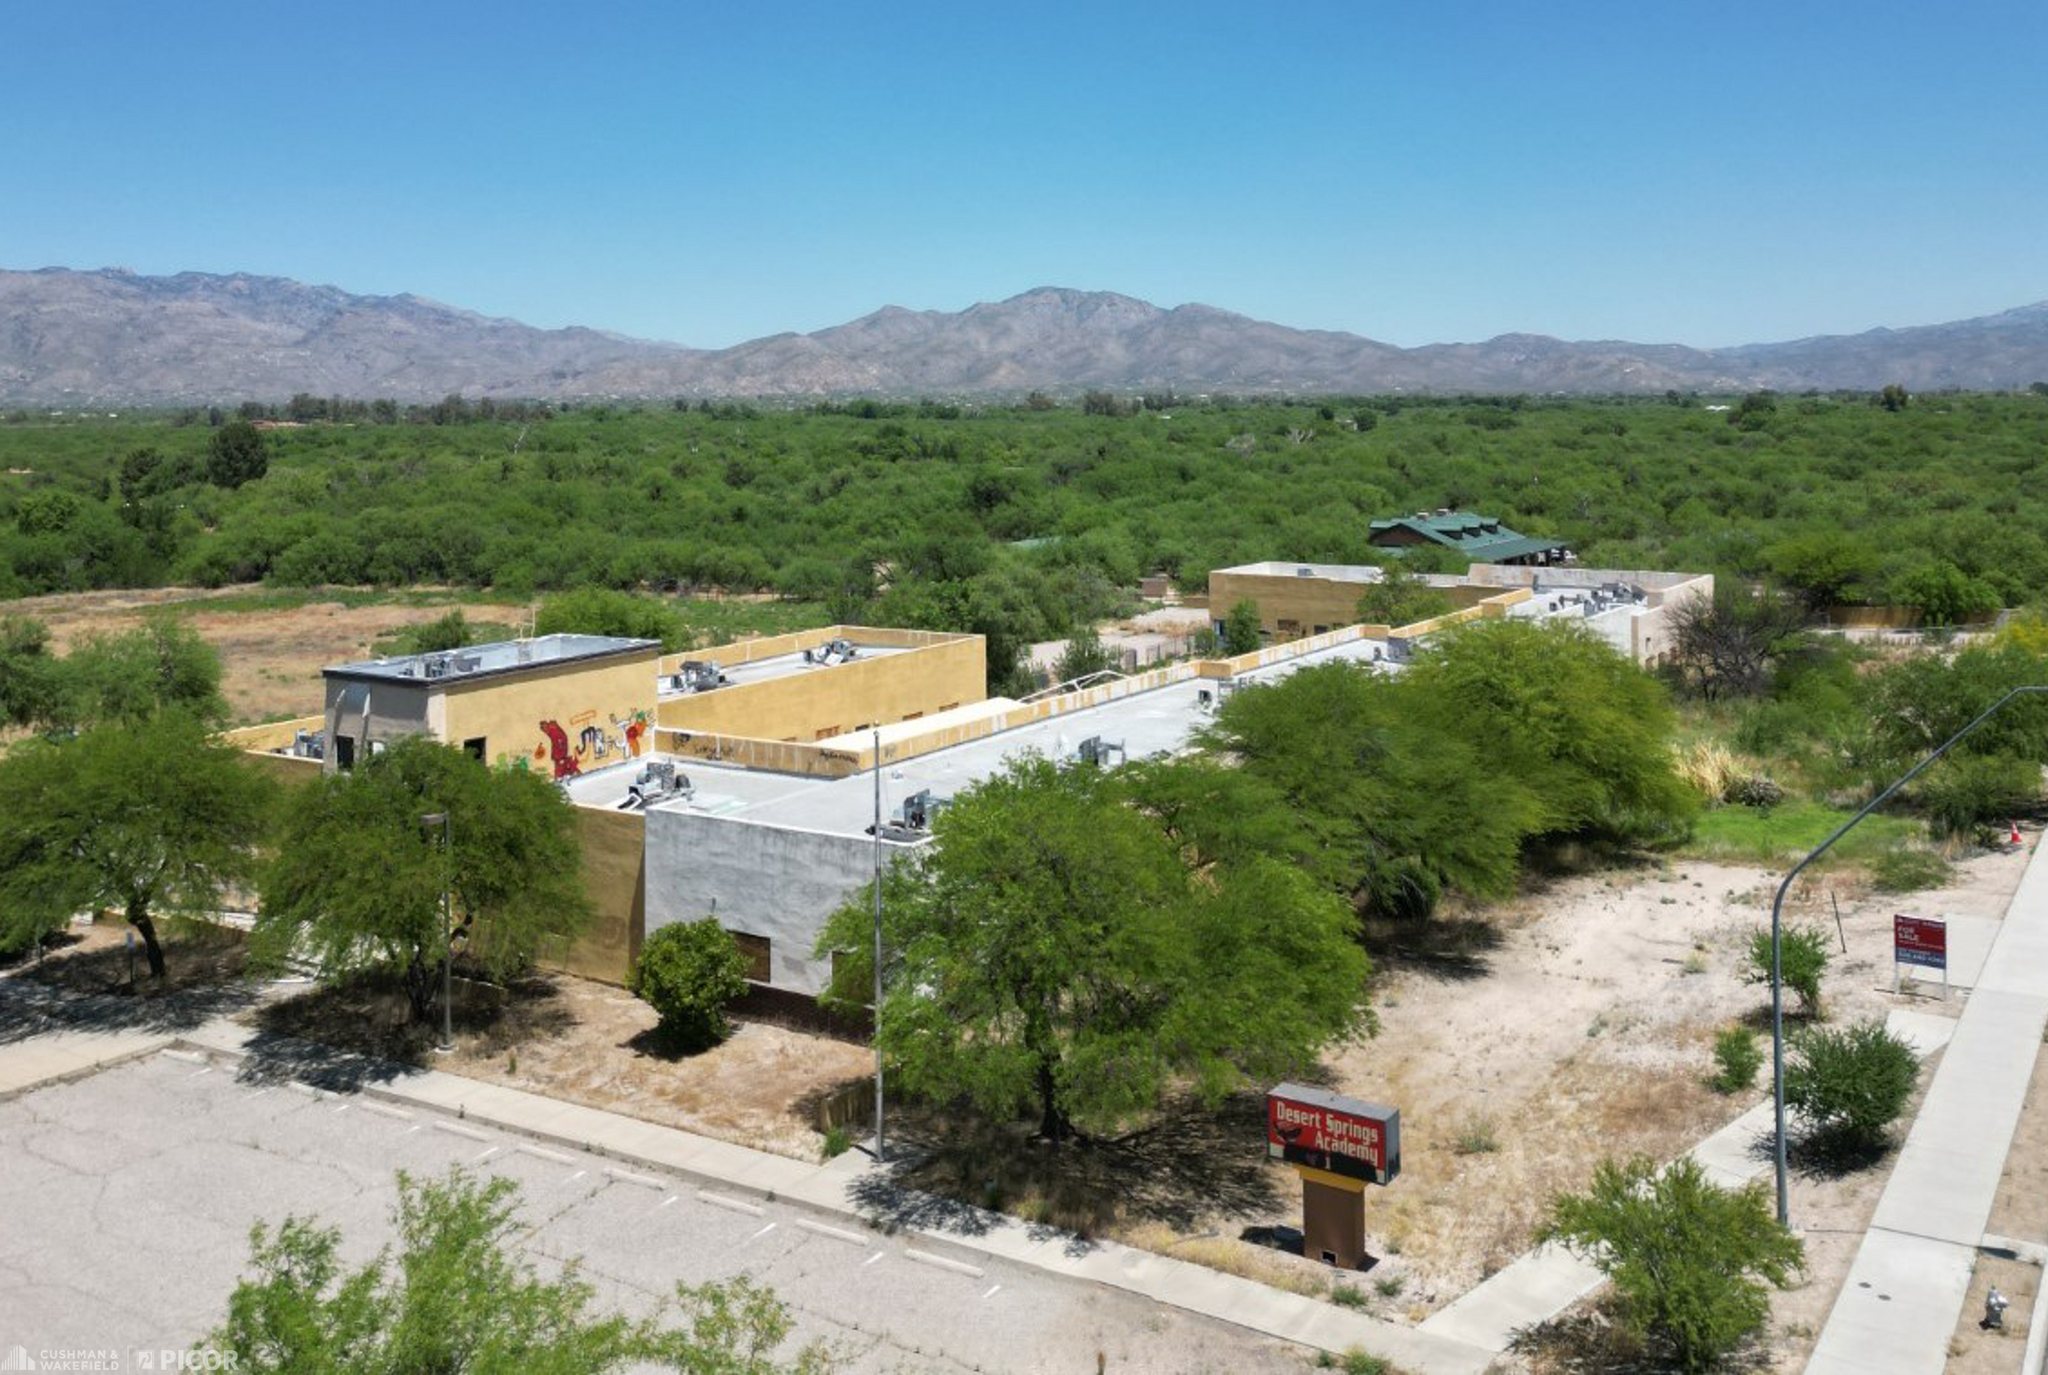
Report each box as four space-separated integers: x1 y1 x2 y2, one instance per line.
7 1 2044 348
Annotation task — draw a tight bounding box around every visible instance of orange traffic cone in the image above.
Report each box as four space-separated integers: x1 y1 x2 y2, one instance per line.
2012 820 2025 846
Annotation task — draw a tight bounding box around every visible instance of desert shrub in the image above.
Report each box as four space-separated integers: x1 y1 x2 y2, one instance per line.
1711 1026 1763 1094
1453 1116 1499 1155
821 1126 851 1160
1916 752 2041 838
1672 740 1739 801
1784 1019 1918 1159
1542 1156 1803 1373
1723 773 1784 808
1744 924 1829 1017
1870 846 1950 893
629 917 750 1051
1328 1282 1369 1309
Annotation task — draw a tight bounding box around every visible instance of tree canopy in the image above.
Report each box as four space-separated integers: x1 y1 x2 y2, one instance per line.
817 754 1372 1140
0 713 272 971
254 738 591 1019
204 1168 832 1374
1403 618 1695 846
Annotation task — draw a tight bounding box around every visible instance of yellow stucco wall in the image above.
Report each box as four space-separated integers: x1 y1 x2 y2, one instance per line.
656 631 984 743
433 650 660 780
1207 570 1496 641
542 805 644 985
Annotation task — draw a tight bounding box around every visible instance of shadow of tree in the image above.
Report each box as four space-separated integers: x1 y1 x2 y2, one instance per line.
250 968 574 1070
845 1087 1284 1252
0 970 262 1047
1360 913 1503 982
1509 1294 1770 1373
1744 1123 1893 1180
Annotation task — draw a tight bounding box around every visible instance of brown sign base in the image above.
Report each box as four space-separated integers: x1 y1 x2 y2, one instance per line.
1296 1164 1367 1269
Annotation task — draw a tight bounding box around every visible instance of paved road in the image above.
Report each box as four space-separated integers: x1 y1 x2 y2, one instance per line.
0 1051 1305 1374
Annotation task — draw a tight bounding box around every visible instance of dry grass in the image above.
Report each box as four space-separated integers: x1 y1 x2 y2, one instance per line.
1122 1222 1332 1297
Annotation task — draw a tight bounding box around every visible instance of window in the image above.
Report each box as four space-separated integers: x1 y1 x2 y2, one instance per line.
900 711 922 722
813 725 844 740
731 932 771 982
462 737 487 762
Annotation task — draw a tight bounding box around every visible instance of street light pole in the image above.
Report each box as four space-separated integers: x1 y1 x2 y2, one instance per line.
1769 684 2046 1226
871 726 886 1163
420 811 454 1054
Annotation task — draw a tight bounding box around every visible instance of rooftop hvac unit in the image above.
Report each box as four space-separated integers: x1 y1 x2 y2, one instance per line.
617 760 692 810
421 654 451 680
802 637 859 667
675 661 729 693
1076 735 1126 768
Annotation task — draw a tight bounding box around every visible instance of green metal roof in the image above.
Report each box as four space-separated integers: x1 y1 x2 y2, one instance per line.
1367 511 1569 562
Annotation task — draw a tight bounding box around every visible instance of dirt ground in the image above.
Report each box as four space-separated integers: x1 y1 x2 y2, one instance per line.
246 968 874 1162
1101 839 2036 1350
1946 1036 2048 1372
10 584 528 724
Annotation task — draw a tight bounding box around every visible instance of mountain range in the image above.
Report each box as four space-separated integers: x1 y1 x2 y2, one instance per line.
4 266 2046 403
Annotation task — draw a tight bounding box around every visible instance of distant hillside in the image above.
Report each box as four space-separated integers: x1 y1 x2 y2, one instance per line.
3 267 2046 402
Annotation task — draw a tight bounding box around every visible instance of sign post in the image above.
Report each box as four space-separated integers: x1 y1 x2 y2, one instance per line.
1893 915 1948 1000
1266 1084 1400 1270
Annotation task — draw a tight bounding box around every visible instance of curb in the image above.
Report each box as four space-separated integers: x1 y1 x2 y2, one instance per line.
161 1031 1491 1374
0 1035 172 1103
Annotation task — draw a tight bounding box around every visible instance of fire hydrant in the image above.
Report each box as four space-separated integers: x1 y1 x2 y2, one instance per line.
1983 1286 2010 1330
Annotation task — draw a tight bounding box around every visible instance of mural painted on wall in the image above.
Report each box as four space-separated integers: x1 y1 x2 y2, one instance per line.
528 708 651 779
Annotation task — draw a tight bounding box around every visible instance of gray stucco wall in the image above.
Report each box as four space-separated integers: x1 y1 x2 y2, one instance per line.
643 809 922 995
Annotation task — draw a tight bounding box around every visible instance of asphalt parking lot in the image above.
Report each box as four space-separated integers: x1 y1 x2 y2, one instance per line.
0 1052 1302 1373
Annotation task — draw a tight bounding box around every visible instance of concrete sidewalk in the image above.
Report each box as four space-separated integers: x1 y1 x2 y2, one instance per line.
1806 840 2048 1375
0 990 1496 1375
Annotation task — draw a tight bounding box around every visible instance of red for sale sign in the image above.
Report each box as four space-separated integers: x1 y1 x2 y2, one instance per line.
1894 915 1947 971
1266 1083 1401 1184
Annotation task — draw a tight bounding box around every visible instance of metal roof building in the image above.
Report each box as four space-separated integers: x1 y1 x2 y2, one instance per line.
1367 511 1571 566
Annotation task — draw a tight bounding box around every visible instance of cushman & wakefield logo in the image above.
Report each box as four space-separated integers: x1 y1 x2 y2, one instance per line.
0 1349 235 1372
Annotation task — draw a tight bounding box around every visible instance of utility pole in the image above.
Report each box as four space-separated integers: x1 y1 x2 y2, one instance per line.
421 811 454 1053
871 727 886 1163
1768 684 2045 1225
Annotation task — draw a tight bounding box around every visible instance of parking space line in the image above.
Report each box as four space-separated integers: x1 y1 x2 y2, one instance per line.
746 1222 778 1243
188 1066 213 1078
472 1145 500 1164
332 1102 349 1113
981 1284 1002 1300
568 1169 587 1181
659 1195 679 1208
862 1251 887 1267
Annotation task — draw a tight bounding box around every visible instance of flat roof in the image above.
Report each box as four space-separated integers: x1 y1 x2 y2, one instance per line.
1213 561 1387 584
659 641 910 696
326 633 659 686
585 631 1402 839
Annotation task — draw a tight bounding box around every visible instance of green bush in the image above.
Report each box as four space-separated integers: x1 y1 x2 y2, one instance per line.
1785 1019 1918 1159
1917 753 2041 838
1722 774 1784 808
1711 1026 1763 1093
1542 1156 1804 1373
628 917 750 1051
1871 846 1950 893
1744 925 1829 1017
534 588 690 652
821 1126 851 1160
